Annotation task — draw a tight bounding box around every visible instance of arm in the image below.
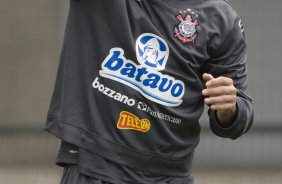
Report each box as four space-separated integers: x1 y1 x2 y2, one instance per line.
202 16 254 140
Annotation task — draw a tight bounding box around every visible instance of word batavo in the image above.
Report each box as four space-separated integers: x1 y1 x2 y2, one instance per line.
99 48 185 107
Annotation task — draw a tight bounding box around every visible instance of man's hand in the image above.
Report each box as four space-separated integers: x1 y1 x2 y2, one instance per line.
202 73 237 127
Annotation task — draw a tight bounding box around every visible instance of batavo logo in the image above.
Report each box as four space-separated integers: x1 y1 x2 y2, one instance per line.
99 33 185 107
117 111 151 132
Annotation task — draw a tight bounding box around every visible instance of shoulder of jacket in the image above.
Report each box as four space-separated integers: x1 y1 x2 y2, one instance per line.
204 0 239 23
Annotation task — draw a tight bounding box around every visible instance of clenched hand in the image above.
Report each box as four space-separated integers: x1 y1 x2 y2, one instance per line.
202 73 238 127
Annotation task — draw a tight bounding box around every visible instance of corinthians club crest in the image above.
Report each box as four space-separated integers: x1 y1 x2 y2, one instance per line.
174 13 199 44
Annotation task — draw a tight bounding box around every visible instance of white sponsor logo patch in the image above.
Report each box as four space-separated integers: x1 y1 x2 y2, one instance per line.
99 33 185 107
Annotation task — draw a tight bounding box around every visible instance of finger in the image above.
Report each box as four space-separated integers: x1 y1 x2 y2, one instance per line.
206 76 233 87
202 86 237 97
204 95 236 105
202 73 214 82
210 103 236 111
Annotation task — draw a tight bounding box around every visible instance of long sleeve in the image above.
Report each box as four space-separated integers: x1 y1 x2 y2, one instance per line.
203 11 254 139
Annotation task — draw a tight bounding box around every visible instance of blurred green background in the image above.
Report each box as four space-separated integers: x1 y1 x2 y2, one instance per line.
0 0 281 183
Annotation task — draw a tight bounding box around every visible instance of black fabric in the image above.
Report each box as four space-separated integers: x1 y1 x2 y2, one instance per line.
57 141 194 184
60 165 112 184
56 141 79 166
46 0 253 181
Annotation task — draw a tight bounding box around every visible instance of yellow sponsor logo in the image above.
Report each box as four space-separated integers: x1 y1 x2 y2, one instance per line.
117 111 151 132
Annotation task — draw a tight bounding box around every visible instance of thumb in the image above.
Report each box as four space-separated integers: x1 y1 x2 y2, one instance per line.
202 73 214 82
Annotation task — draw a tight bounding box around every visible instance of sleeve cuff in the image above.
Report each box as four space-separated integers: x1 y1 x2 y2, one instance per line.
209 97 248 139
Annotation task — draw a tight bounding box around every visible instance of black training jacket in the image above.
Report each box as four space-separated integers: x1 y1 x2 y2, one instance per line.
45 0 254 176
